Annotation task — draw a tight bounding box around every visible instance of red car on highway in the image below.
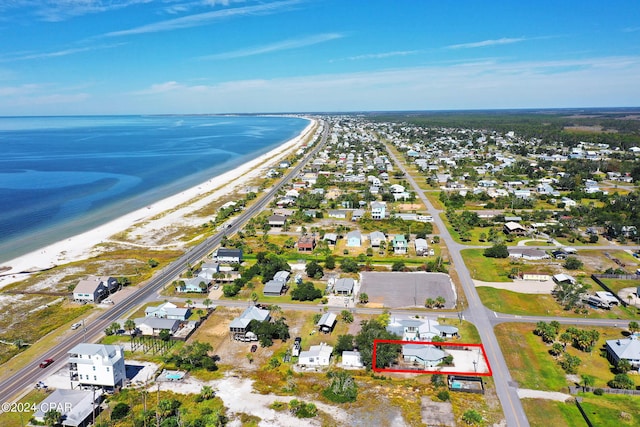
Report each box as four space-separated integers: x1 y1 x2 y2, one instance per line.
39 358 54 368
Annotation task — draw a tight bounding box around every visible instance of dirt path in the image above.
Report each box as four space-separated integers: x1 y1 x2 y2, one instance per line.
474 279 555 294
517 388 572 402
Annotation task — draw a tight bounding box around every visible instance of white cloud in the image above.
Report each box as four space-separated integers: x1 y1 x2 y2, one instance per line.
126 55 640 113
0 43 126 62
103 0 300 37
445 37 526 49
199 33 343 60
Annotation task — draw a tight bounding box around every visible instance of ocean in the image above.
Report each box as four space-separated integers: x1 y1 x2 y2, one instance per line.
0 115 309 263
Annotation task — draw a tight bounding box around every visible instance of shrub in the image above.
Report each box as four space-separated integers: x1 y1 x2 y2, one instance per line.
437 390 450 401
483 243 508 258
564 256 583 270
111 403 130 421
593 388 604 396
323 371 358 403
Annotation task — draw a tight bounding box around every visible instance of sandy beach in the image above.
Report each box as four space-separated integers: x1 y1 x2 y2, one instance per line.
0 117 317 289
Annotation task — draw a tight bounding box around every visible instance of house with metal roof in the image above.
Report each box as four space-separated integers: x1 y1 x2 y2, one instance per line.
402 344 447 368
605 335 640 369
34 389 102 427
317 312 337 333
68 343 126 390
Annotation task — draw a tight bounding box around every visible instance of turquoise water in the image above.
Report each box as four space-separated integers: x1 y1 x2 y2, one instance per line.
0 115 309 263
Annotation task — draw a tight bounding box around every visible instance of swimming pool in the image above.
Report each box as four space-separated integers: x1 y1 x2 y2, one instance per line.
165 372 184 380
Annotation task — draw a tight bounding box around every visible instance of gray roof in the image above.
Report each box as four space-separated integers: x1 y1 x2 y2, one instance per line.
335 278 355 293
135 317 179 330
606 335 640 361
34 389 101 426
230 306 270 329
324 233 338 241
69 343 121 358
263 280 285 295
317 312 337 328
403 344 446 362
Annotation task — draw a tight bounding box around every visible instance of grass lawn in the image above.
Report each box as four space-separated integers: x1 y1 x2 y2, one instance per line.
524 240 554 246
477 286 635 319
577 393 640 426
521 398 583 427
494 323 624 391
599 278 640 294
461 249 513 282
0 389 50 427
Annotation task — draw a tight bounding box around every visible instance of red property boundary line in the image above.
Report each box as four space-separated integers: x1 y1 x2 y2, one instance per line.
372 339 493 376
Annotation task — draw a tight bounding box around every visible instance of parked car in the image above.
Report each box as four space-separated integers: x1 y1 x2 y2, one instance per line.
250 344 258 353
71 322 82 330
39 358 54 368
102 299 115 304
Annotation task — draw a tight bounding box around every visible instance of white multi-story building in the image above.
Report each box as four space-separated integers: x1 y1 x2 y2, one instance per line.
68 343 126 390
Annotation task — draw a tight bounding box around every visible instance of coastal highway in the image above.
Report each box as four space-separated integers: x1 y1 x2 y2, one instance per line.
383 143 531 427
0 119 329 406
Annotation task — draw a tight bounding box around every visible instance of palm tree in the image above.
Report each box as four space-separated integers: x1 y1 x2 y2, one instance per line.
580 374 595 392
425 298 435 308
185 299 193 308
199 385 215 400
124 319 136 335
250 292 259 304
358 293 369 304
44 409 62 427
435 296 446 308
203 298 213 310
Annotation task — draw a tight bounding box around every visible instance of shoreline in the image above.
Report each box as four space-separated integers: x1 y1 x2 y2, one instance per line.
0 117 316 288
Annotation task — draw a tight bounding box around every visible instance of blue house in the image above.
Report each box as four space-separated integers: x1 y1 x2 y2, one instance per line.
346 230 362 247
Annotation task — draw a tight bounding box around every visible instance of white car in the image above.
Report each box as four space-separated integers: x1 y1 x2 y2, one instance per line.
71 323 82 330
102 299 115 304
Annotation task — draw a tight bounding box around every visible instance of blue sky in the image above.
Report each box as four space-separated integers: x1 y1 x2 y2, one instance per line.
0 0 639 115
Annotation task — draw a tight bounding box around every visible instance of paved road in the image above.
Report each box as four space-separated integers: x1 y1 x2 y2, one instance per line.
0 119 330 406
384 145 531 427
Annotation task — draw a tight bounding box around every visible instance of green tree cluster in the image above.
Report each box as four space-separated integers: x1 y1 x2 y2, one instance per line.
247 318 290 347
166 341 217 371
291 282 323 301
355 319 401 369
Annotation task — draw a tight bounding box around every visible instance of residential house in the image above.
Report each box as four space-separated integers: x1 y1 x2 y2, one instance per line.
552 273 576 285
503 222 527 236
323 233 338 245
268 215 287 227
341 350 364 368
177 277 208 293
346 230 362 247
298 342 333 367
371 201 387 220
134 317 180 336
328 209 348 219
145 302 191 321
73 276 117 303
351 209 365 221
402 344 447 368
229 306 271 339
317 312 337 333
605 335 640 370
507 248 550 261
216 248 243 264
68 343 126 390
33 389 101 427
334 278 355 295
369 231 386 247
297 235 316 252
262 270 290 297
415 238 429 256
387 316 459 341
392 234 408 254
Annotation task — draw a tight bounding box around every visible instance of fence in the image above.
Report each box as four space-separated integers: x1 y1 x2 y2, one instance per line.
574 398 594 427
569 386 640 396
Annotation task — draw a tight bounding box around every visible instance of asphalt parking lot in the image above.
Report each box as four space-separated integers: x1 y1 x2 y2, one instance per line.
359 272 457 309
